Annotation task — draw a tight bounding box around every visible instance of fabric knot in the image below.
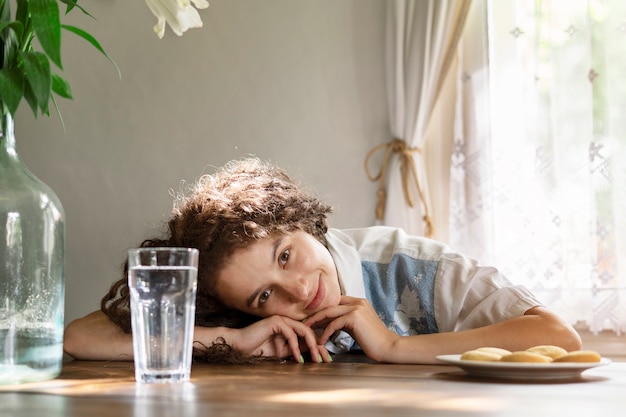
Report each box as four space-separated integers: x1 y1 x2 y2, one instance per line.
365 138 434 238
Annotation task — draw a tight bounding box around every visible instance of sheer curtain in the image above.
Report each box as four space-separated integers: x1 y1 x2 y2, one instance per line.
451 0 626 334
366 0 471 237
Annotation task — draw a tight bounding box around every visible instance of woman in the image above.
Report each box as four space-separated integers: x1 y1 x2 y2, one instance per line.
64 158 581 364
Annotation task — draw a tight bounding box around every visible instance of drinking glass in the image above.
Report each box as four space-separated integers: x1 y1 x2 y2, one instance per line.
128 247 198 383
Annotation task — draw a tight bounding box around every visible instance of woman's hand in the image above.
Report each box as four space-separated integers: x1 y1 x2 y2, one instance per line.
303 296 400 362
221 315 332 363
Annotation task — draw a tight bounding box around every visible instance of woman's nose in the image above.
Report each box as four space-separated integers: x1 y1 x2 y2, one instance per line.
282 278 309 302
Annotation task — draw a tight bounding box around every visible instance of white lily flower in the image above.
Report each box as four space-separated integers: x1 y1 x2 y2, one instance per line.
145 0 210 39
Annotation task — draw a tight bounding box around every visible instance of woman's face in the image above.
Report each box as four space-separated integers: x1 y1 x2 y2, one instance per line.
214 230 342 320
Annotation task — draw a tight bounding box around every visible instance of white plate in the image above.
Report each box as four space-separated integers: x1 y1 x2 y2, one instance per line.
436 354 611 380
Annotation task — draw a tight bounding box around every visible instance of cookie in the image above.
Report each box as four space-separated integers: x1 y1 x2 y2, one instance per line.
553 350 602 363
476 347 512 357
460 349 502 362
500 351 552 363
526 345 568 360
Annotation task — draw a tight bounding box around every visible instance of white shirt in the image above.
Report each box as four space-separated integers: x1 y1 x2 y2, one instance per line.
324 226 542 353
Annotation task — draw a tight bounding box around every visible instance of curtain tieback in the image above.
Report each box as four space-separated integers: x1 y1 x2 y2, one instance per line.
364 138 434 238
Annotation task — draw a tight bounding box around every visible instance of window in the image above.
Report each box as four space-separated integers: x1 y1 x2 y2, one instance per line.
452 0 626 333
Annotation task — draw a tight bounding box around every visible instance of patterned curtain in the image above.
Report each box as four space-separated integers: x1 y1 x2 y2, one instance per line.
451 0 626 334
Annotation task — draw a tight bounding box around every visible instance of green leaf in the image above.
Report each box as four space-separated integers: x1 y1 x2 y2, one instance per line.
0 68 25 115
20 50 51 112
29 0 63 69
62 24 121 79
51 72 72 99
50 94 66 130
1 21 21 71
15 0 29 27
41 98 50 116
0 21 25 42
23 78 39 117
58 0 93 18
0 0 10 22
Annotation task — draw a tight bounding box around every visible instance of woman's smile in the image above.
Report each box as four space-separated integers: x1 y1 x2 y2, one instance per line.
305 277 325 311
214 230 341 320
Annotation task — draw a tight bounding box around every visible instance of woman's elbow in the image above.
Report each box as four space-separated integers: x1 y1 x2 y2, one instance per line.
529 306 582 351
556 323 582 351
63 319 86 359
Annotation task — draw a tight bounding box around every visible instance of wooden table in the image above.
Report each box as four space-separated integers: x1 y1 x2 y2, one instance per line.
1 356 625 417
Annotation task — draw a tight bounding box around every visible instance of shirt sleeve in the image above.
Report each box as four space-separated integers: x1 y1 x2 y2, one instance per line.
434 252 544 332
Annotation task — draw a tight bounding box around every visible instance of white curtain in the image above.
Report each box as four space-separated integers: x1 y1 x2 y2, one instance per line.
452 0 626 334
366 0 471 237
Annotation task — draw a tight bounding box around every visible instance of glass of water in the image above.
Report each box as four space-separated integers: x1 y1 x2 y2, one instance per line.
128 247 199 383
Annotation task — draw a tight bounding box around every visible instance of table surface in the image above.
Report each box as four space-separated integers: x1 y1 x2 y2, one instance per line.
1 356 625 417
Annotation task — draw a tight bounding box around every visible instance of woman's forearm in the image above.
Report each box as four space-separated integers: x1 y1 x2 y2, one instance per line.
385 307 582 364
63 311 134 360
64 311 237 361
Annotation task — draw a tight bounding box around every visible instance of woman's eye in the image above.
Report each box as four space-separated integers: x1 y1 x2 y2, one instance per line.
278 249 290 266
259 289 272 305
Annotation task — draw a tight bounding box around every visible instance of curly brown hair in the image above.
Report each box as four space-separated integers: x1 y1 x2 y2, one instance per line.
100 158 333 362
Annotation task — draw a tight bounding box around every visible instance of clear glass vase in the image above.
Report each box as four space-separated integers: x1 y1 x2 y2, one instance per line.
0 112 65 384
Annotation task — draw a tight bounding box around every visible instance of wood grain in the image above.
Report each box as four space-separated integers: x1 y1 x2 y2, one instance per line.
1 357 624 417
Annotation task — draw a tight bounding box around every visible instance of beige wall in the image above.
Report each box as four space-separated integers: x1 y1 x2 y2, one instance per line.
14 0 388 323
